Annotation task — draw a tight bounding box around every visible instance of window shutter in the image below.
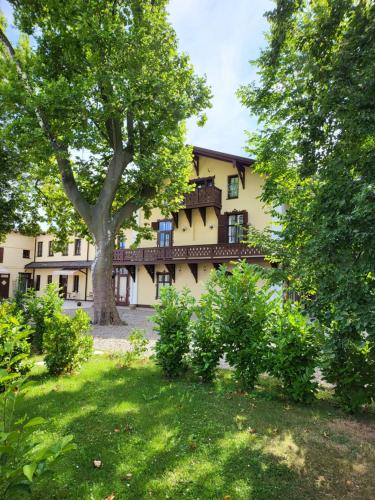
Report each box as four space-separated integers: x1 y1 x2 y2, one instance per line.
0 247 3 263
151 222 159 231
217 214 228 244
242 210 249 240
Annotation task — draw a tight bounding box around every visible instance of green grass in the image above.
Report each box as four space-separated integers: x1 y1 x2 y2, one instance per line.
14 356 375 499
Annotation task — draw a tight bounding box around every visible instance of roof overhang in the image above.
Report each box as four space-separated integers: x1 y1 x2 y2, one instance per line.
192 146 254 167
25 260 92 270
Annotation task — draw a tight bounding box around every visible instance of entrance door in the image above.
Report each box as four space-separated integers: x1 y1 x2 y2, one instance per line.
0 274 10 299
113 268 129 306
59 274 68 299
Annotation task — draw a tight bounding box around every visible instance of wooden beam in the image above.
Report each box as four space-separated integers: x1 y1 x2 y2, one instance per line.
165 263 176 282
188 263 198 283
184 208 192 227
213 206 221 219
198 207 206 226
144 264 155 282
193 154 199 176
172 212 179 228
234 160 246 189
124 265 136 282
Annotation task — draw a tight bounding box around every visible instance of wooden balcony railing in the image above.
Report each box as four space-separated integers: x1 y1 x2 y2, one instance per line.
184 185 222 210
113 243 262 265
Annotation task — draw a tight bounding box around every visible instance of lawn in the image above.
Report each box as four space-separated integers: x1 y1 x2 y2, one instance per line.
15 356 375 500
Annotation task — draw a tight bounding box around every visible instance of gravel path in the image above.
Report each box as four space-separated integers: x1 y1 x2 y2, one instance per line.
64 305 157 353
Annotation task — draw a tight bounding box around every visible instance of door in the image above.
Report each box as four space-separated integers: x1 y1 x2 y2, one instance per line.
0 274 10 299
59 274 68 299
113 267 129 306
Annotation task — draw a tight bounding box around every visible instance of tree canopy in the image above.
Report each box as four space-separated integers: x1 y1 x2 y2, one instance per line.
239 0 375 410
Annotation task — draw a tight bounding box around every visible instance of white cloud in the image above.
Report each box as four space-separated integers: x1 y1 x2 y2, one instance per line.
168 0 273 156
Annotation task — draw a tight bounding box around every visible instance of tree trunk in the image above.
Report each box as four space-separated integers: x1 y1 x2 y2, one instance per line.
92 233 122 325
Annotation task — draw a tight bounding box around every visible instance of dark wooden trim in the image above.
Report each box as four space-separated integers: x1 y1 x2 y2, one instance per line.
188 263 198 282
172 212 179 228
156 272 171 299
198 207 206 225
125 265 136 282
193 146 254 166
165 263 176 282
184 208 192 227
144 264 155 282
233 161 246 189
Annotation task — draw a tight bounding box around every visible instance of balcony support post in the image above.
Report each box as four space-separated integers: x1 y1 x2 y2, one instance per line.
172 212 179 228
233 160 246 189
165 263 176 282
188 263 198 283
184 208 192 227
198 207 206 226
193 154 199 176
144 264 155 283
124 265 136 282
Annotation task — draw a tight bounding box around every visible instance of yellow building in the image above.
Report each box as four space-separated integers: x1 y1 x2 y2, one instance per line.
113 147 271 306
0 147 270 306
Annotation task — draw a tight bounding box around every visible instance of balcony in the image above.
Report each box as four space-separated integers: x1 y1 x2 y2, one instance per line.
113 243 262 265
184 185 222 210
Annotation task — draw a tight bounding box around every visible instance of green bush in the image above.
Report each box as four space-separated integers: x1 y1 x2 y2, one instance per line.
0 302 32 382
190 284 223 382
153 287 195 377
0 337 75 497
211 262 274 389
24 284 64 353
322 328 375 412
113 329 149 368
265 302 322 403
43 309 93 375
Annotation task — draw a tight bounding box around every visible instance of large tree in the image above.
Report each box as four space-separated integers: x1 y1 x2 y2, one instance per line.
0 1 210 324
239 0 375 410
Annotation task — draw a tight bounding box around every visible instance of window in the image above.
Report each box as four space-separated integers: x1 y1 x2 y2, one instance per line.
157 221 173 247
22 249 30 259
117 236 126 249
73 275 79 293
47 275 53 284
228 213 244 243
191 176 214 189
156 272 171 299
35 275 41 291
48 240 54 256
62 245 68 256
18 272 31 292
228 175 239 199
74 238 81 256
37 241 43 257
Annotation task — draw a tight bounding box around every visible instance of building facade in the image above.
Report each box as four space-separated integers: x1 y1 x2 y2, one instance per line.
0 147 270 306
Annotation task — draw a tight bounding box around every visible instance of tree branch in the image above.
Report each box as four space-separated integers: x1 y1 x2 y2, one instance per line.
111 186 156 234
0 28 93 229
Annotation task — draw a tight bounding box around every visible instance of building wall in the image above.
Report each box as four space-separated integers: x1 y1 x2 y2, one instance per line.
0 232 35 297
34 234 95 263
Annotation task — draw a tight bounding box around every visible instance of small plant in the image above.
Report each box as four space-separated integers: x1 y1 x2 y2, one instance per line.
43 309 93 375
0 336 75 498
24 284 64 353
0 302 33 383
115 329 149 368
153 287 195 377
265 301 322 403
190 286 223 382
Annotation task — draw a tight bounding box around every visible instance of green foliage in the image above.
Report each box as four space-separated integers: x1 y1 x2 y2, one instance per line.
265 302 322 403
0 340 75 497
153 287 195 377
113 329 149 368
0 302 32 382
43 309 93 375
239 0 375 411
190 284 223 382
210 262 274 389
23 284 64 353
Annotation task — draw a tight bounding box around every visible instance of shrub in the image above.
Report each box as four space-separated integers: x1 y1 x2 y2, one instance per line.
190 285 223 382
265 301 322 403
0 302 32 382
114 329 149 368
25 284 64 353
212 262 274 389
43 309 93 375
0 339 75 497
322 328 375 412
153 287 195 377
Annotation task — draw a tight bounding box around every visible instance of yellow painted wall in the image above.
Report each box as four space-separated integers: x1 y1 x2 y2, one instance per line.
34 234 95 262
0 232 34 296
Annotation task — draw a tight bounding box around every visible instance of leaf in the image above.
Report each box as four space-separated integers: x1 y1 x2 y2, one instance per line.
23 417 46 429
23 462 37 482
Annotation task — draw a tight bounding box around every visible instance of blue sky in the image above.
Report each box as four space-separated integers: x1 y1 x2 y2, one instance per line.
2 0 273 157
